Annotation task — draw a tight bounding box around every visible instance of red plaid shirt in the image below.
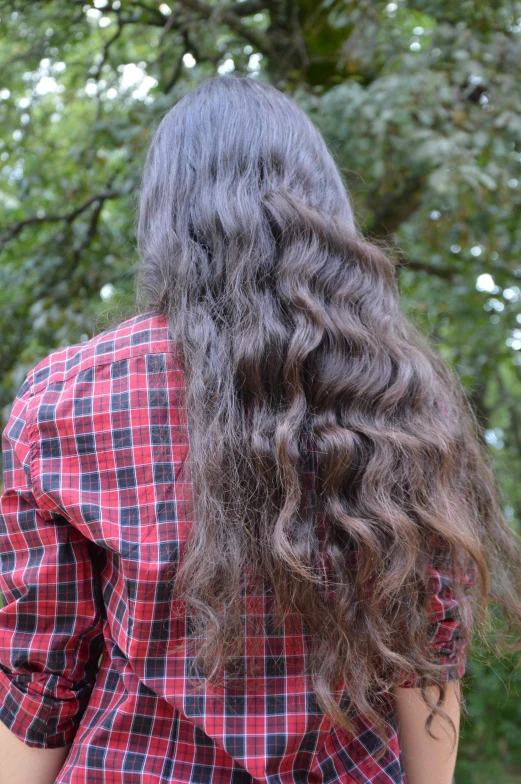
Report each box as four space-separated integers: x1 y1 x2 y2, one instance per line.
0 312 475 784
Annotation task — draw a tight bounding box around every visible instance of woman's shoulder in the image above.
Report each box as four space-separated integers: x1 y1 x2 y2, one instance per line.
27 310 174 394
2 309 187 521
4 310 180 445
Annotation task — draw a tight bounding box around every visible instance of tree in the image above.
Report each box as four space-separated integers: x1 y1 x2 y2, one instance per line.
1 1 521 779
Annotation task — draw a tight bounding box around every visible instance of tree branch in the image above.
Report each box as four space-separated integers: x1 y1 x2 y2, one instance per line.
164 42 189 93
0 191 121 251
368 178 426 237
95 14 124 77
496 368 521 461
129 1 166 23
175 0 275 56
68 194 107 272
231 0 267 16
394 258 456 279
158 7 178 46
395 257 521 281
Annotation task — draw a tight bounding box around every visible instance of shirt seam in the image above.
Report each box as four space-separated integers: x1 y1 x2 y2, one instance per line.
30 338 178 395
24 376 56 514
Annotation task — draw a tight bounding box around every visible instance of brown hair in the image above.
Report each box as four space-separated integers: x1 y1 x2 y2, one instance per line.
135 74 521 752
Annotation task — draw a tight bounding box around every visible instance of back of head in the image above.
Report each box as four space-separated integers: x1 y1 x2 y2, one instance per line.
136 74 521 747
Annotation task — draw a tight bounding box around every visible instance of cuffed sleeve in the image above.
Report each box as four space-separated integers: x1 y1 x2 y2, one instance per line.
397 539 478 688
0 375 105 748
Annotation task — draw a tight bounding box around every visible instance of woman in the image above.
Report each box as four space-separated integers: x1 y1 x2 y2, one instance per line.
1 74 520 784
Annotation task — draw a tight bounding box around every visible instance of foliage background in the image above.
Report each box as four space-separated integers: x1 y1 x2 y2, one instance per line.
1 1 521 780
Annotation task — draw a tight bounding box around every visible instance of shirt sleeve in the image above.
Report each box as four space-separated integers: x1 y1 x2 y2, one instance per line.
0 374 105 748
397 538 478 688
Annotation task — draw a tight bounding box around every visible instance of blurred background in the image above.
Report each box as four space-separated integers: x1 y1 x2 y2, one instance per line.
0 1 520 780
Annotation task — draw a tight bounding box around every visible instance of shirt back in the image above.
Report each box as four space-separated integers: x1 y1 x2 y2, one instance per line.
0 312 473 784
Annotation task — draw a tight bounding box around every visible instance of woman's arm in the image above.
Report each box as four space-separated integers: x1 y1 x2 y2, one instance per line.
0 719 71 784
390 681 461 784
0 375 104 764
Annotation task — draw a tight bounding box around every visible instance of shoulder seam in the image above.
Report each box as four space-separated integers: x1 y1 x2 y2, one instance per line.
27 312 173 393
14 371 54 512
30 340 178 394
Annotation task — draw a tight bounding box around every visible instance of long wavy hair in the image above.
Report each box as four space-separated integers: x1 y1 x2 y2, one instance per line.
135 74 521 750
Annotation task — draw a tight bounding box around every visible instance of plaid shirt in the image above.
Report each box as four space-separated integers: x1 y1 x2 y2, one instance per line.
0 312 475 784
